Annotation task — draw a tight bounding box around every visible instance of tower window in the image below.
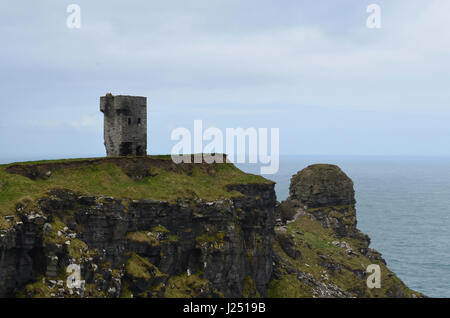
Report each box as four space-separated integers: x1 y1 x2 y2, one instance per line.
128 118 131 125
137 118 141 125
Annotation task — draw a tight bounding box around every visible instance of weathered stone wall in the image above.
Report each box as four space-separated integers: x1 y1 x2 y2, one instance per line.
100 94 147 157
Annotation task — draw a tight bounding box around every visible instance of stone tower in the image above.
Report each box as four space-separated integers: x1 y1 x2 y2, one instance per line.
100 94 147 156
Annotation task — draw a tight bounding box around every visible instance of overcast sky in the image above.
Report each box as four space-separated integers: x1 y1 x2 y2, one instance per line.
1 0 450 162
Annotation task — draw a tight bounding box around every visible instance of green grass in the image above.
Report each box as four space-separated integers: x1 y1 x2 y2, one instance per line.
0 157 103 167
268 216 421 298
164 272 223 298
268 274 313 298
242 275 260 298
68 239 89 260
126 229 178 245
126 231 158 246
0 155 173 167
0 157 271 229
125 253 165 280
18 277 52 298
152 225 169 233
42 217 67 245
195 232 225 243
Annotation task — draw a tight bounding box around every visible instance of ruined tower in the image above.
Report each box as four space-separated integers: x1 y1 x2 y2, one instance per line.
100 94 147 156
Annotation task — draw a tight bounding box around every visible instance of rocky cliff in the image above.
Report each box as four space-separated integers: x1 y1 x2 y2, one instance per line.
0 158 422 297
269 164 421 297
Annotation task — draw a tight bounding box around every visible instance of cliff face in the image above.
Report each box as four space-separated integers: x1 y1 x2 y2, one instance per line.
0 158 422 298
0 184 275 297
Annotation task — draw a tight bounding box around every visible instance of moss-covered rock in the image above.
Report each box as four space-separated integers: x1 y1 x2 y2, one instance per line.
290 164 355 209
242 276 261 298
269 216 422 297
164 272 223 298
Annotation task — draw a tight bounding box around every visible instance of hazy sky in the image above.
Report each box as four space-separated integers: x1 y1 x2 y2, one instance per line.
1 0 450 161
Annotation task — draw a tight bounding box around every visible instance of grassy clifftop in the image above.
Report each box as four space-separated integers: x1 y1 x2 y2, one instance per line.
0 156 271 230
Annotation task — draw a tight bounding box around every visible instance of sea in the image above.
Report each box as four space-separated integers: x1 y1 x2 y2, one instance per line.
1 155 449 297
236 155 450 298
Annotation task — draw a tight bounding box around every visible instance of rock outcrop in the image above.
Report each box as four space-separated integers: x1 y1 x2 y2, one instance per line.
289 164 356 209
270 164 422 298
282 164 368 241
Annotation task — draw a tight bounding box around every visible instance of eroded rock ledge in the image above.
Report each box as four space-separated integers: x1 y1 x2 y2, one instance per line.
0 183 275 297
